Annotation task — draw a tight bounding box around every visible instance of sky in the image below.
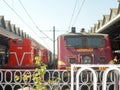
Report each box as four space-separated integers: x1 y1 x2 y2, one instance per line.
0 0 119 54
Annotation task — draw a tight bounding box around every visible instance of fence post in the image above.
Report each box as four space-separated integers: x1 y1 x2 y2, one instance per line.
76 67 97 90
102 67 120 90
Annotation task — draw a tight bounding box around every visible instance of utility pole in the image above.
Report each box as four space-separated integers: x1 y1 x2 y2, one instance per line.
53 26 55 63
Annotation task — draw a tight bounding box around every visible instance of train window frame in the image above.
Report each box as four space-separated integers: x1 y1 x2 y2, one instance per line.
64 35 105 48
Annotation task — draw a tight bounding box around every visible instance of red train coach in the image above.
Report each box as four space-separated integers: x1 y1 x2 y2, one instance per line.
41 49 49 62
58 28 113 70
3 38 50 69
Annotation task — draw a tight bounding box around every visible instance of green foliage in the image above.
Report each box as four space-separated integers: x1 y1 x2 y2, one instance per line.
15 56 47 90
15 75 20 81
15 56 61 90
32 58 47 90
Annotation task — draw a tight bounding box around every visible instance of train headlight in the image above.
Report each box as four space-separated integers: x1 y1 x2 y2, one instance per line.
82 56 91 64
18 39 23 44
69 58 76 63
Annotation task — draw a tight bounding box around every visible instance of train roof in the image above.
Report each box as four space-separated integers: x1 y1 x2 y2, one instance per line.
59 32 108 37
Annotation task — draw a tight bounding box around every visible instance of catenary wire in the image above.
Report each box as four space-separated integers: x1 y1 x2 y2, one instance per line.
68 0 78 31
66 0 86 33
18 0 53 41
72 0 86 26
2 0 51 49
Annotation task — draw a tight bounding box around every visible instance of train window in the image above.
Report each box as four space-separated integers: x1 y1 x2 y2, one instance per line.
87 36 104 48
69 58 76 63
65 36 105 48
65 36 82 47
18 39 23 44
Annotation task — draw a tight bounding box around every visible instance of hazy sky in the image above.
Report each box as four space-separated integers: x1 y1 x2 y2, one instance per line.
0 0 119 53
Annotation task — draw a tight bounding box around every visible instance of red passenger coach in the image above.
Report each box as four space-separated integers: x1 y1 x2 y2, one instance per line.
58 28 113 70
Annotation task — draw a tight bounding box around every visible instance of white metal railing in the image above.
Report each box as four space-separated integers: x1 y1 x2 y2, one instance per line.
0 69 71 90
71 64 120 90
0 64 120 90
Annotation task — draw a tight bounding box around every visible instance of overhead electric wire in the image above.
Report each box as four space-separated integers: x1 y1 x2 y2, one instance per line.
18 0 53 50
18 0 53 41
68 0 78 31
67 0 86 33
19 0 52 47
72 0 86 26
2 0 35 34
18 0 36 28
2 0 51 49
2 0 32 30
19 0 65 54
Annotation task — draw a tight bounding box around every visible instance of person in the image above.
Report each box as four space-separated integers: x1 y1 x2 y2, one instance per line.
109 56 119 64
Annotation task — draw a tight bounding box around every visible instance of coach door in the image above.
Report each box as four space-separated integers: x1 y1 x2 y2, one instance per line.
80 54 94 64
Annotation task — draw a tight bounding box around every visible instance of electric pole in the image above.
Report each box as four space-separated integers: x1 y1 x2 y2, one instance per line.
53 26 55 63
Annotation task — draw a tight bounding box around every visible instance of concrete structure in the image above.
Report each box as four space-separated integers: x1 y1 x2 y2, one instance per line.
0 16 46 50
88 1 120 53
